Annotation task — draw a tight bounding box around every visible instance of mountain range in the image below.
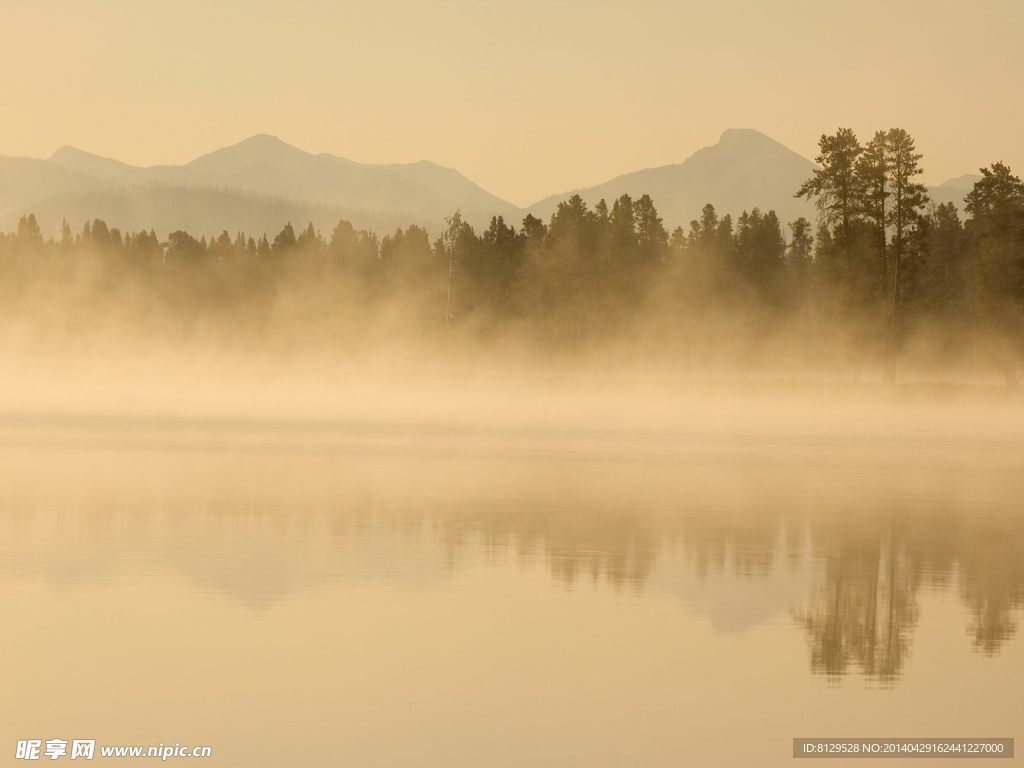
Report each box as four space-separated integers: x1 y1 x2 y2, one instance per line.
0 130 980 239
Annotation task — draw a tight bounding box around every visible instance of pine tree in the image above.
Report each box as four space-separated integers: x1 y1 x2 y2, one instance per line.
796 128 864 253
885 128 928 338
856 130 890 300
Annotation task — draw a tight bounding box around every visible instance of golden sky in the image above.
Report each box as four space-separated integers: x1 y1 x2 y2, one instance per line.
2 0 1022 206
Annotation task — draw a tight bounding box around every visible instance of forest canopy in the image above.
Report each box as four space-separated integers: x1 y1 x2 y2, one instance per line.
2 128 1022 382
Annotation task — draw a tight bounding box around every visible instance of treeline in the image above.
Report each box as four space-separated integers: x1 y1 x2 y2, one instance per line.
1 127 1022 378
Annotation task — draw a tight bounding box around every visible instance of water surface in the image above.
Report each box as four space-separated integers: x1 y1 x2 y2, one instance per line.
1 416 1021 766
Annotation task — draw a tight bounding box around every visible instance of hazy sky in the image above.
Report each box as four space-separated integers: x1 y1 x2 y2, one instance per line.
2 0 1022 205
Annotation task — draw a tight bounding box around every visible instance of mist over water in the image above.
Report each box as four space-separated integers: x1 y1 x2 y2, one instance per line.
3 190 1023 766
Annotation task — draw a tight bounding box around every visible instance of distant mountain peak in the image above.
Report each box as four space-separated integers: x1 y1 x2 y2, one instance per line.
938 174 982 191
49 145 88 162
213 133 302 156
526 127 818 226
49 145 127 165
404 159 446 170
236 133 288 148
47 145 137 182
719 127 770 143
715 128 805 158
186 133 314 171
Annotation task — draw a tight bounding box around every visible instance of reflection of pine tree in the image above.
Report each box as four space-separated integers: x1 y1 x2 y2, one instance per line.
434 503 661 590
958 522 1024 654
798 521 919 683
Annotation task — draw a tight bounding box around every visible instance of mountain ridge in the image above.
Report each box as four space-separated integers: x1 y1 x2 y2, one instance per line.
3 130 980 238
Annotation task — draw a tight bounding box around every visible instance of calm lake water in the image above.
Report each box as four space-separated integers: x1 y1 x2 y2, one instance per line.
1 415 1021 766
